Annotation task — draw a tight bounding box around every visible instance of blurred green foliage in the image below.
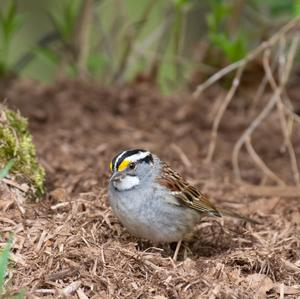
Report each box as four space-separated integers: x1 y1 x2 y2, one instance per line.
49 0 80 41
0 0 298 92
0 0 22 76
207 0 247 62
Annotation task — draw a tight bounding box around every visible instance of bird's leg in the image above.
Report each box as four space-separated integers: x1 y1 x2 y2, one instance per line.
173 240 182 261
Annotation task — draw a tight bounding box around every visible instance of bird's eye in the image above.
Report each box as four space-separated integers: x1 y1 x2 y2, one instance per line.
128 162 136 170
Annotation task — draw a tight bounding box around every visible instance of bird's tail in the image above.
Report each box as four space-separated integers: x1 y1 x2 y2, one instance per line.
218 208 261 224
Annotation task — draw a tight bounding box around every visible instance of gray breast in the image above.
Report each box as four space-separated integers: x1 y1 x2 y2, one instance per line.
108 182 200 243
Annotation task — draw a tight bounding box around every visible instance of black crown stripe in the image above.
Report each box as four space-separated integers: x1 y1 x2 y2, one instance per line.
113 149 152 170
141 154 154 164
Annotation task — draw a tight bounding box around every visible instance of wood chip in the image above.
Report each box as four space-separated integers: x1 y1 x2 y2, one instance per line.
62 280 81 295
76 288 89 299
1 178 29 192
45 268 79 281
245 273 274 299
274 284 300 295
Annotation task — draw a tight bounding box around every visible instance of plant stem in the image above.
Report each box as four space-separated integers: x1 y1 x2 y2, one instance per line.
74 0 95 78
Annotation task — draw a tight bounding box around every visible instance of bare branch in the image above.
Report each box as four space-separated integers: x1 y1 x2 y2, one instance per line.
262 36 300 185
192 17 300 98
245 137 285 185
230 21 300 184
205 64 245 163
232 90 281 181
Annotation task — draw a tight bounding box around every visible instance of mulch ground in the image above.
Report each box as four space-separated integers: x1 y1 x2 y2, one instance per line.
1 78 300 298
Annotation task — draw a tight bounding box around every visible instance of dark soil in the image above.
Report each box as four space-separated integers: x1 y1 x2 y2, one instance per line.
1 78 300 298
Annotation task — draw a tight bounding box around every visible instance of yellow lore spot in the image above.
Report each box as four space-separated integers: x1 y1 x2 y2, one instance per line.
117 159 130 171
109 161 113 171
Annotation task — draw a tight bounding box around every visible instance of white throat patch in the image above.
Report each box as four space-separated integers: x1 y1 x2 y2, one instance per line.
113 175 140 191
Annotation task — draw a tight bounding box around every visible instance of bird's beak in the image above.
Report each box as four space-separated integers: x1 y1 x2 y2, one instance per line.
110 171 125 182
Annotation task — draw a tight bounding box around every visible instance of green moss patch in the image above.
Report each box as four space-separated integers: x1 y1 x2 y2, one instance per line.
0 104 45 197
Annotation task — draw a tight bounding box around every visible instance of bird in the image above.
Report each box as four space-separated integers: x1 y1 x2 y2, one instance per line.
108 149 256 260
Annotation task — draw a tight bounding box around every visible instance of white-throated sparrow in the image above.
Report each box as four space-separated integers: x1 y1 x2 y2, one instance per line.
108 149 255 259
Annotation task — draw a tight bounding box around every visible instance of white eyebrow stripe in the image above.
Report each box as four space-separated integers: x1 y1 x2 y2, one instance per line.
114 151 127 171
127 151 151 162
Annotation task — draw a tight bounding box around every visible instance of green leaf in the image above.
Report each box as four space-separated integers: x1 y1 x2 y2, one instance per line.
87 53 108 74
209 31 247 62
48 0 79 41
212 2 231 24
209 32 228 48
0 0 21 42
206 1 232 33
35 48 60 67
0 234 13 292
227 36 247 61
63 1 79 38
0 159 15 180
48 11 67 39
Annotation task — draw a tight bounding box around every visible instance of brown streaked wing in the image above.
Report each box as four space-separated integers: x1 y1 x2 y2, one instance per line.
156 162 221 217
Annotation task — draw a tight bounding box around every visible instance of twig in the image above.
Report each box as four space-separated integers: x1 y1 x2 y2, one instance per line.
192 16 300 98
232 90 281 181
193 60 245 98
277 104 300 187
232 28 299 182
262 36 300 185
205 64 245 163
195 18 300 167
171 144 191 168
250 75 269 110
244 137 285 185
250 56 278 111
282 103 300 124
